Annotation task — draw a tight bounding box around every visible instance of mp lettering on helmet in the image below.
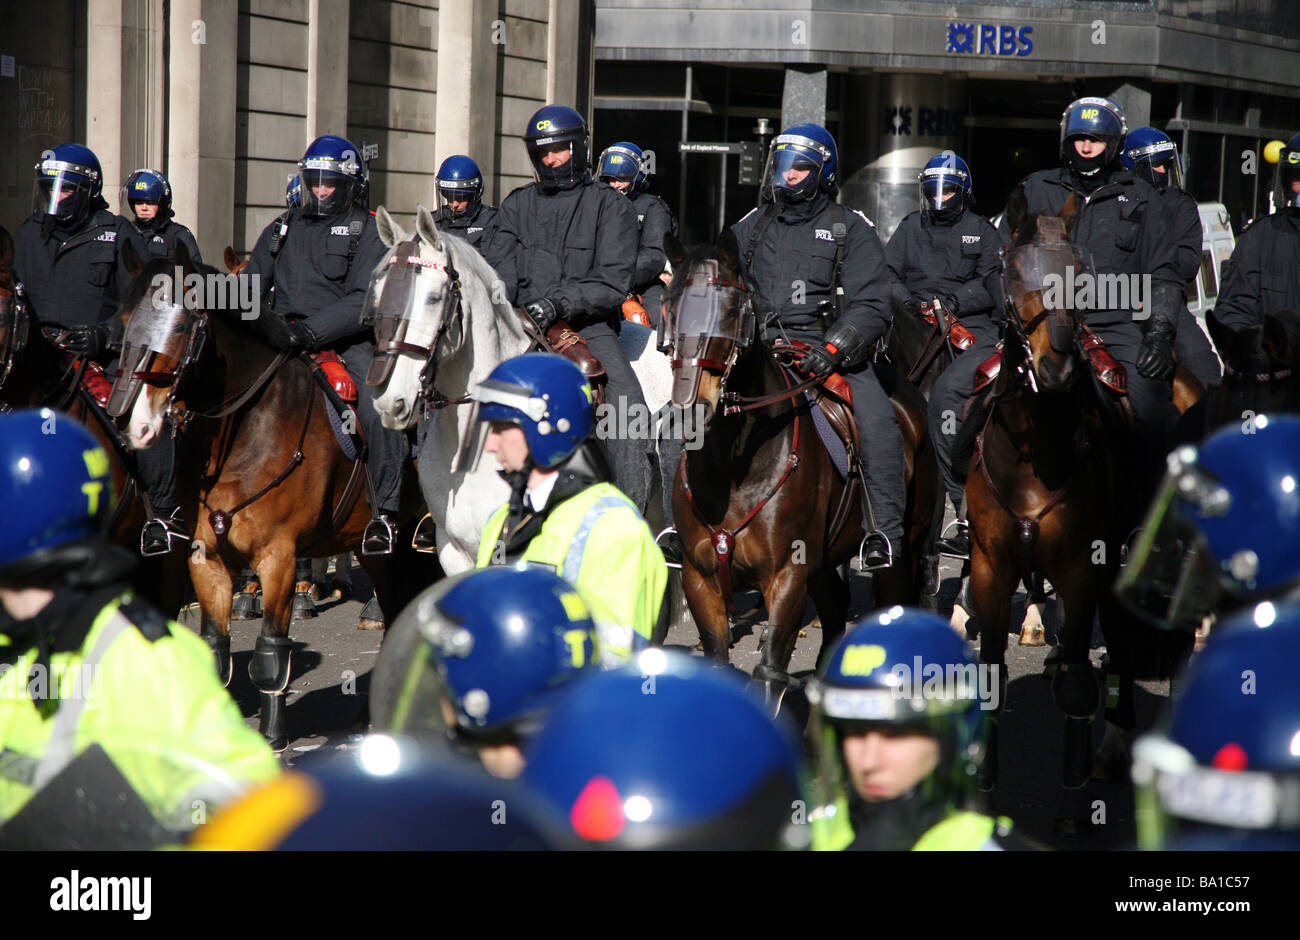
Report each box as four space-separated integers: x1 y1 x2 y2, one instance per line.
1081 108 1100 120
840 644 887 676
559 591 589 622
135 180 149 191
562 629 589 668
82 445 110 479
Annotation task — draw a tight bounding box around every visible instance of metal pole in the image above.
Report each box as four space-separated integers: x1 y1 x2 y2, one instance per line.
718 154 727 237
680 65 691 239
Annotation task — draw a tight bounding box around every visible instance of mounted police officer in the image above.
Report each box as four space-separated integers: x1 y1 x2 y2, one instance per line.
0 409 280 846
460 353 667 664
807 608 1030 850
731 124 904 570
12 143 185 557
481 105 652 514
1119 414 1300 632
118 168 203 266
1122 127 1222 388
370 566 598 778
523 649 808 849
996 97 1184 480
431 155 497 250
891 153 1003 559
244 134 407 555
1211 131 1300 364
596 140 678 330
1131 602 1300 850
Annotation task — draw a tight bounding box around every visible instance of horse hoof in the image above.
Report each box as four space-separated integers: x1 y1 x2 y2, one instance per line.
358 617 384 631
1019 624 1046 646
231 592 262 621
291 592 318 620
950 604 971 636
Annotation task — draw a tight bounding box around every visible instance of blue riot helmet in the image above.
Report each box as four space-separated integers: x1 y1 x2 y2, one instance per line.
1131 602 1300 850
370 567 597 755
918 152 972 223
522 649 806 849
1274 132 1300 211
523 105 590 191
456 353 596 473
761 123 839 205
596 142 647 193
285 174 302 211
298 135 366 218
1118 414 1300 632
435 155 484 217
119 168 173 224
0 409 117 584
1059 97 1127 178
808 607 988 845
1122 127 1184 191
33 143 103 226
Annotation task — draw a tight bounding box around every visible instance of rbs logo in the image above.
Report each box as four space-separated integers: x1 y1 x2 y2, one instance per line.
946 22 1034 57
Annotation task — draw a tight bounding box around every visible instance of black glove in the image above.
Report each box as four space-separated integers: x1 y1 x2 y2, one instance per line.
524 297 563 332
902 298 922 319
1137 316 1177 381
59 324 108 358
935 293 960 316
799 342 842 379
285 319 318 352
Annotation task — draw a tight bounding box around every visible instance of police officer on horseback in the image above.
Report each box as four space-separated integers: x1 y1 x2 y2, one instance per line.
1211 131 1300 364
890 152 1003 559
1121 128 1222 388
460 353 667 664
244 134 408 555
0 409 280 845
481 105 652 514
731 124 904 570
431 155 497 249
995 98 1184 481
12 144 186 556
118 168 203 266
807 607 1030 850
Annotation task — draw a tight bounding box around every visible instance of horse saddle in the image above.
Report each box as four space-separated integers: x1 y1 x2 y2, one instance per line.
1078 325 1127 394
774 339 860 479
514 309 608 402
921 300 977 352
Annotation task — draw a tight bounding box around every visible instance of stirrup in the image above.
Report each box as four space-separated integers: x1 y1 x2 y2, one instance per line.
411 513 437 553
937 518 971 560
853 530 894 572
655 527 683 570
361 515 397 556
140 513 188 558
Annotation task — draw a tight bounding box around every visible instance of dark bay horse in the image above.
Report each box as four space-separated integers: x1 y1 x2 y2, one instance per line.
110 240 429 750
0 226 188 615
664 230 939 697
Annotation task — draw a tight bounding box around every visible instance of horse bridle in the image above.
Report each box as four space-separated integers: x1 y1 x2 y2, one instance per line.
366 237 466 417
671 262 763 408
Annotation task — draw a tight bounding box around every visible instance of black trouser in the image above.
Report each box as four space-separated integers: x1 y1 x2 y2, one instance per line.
927 315 1001 511
582 320 652 514
340 342 408 514
1175 305 1223 388
102 352 178 513
785 329 905 544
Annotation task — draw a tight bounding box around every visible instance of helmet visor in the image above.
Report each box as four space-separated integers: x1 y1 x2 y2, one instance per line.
1130 143 1184 190
1279 153 1300 209
33 165 93 221
437 178 481 215
597 147 641 184
527 138 585 187
1116 463 1227 631
453 379 547 474
920 173 966 214
299 166 356 218
761 138 827 203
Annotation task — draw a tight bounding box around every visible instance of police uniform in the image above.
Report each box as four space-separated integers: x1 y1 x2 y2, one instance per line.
888 209 1003 510
244 206 408 516
730 195 906 546
122 217 204 266
431 202 498 251
1211 210 1300 334
810 797 1026 851
0 587 280 830
482 177 652 514
996 165 1183 442
1157 185 1221 386
626 188 678 329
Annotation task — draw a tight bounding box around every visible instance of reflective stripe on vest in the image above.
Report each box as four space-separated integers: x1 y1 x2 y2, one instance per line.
562 495 638 584
911 811 1001 851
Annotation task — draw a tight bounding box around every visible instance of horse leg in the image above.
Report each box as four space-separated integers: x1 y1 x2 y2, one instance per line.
969 542 1015 795
250 547 296 752
807 565 850 670
1093 590 1139 782
1051 573 1100 833
190 551 234 687
1019 580 1048 647
291 557 318 620
680 560 731 661
753 566 811 712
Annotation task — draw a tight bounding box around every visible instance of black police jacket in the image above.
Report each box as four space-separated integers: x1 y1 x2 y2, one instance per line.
244 207 386 350
431 203 497 250
885 209 1004 318
731 194 894 345
626 190 677 295
121 217 204 266
13 207 138 330
1213 210 1300 333
481 176 639 328
996 165 1182 325
1157 187 1203 286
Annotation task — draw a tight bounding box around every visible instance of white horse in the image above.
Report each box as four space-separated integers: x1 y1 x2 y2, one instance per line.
368 204 672 574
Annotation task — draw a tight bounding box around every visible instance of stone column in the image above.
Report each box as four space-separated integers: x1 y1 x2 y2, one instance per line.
307 0 350 141
435 0 501 199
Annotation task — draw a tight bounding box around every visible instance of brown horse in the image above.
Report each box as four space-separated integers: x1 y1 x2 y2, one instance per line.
664 230 939 698
0 226 189 615
110 240 430 750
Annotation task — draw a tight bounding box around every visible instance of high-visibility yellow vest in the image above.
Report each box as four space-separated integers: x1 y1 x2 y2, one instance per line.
810 794 1013 851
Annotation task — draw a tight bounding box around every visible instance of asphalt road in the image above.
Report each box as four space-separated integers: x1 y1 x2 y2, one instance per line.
176 545 1170 851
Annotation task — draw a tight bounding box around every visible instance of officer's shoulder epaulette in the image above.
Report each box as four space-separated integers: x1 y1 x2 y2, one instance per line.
116 596 173 644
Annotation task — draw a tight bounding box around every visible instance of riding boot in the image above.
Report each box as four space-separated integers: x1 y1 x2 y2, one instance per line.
937 495 971 559
140 507 189 557
362 513 398 555
851 457 894 572
249 634 293 751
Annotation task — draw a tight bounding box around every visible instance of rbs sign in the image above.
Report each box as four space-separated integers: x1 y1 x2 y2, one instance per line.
946 22 1034 57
